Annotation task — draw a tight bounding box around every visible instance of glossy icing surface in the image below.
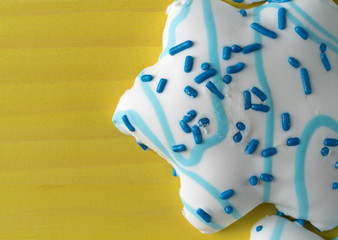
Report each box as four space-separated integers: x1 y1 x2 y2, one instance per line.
250 215 325 240
113 0 337 235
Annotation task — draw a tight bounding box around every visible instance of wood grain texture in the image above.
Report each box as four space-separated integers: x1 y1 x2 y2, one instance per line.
0 1 336 239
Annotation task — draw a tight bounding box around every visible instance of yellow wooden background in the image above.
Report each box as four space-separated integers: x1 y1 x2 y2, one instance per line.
0 0 336 239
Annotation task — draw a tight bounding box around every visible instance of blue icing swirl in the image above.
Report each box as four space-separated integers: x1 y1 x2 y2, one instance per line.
113 0 338 229
159 0 192 59
254 1 338 203
270 216 287 240
295 115 338 219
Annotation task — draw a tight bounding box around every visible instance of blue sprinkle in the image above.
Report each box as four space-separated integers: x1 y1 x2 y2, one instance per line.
122 114 135 132
239 9 247 17
333 182 338 190
172 167 177 177
232 0 243 2
180 120 191 133
321 52 331 71
251 22 278 39
287 137 300 146
295 26 308 40
223 46 231 60
243 90 252 110
192 125 203 144
261 147 277 157
137 142 149 151
294 219 305 226
195 68 217 84
231 44 242 53
251 104 270 112
183 110 197 122
198 118 210 127
184 86 198 98
206 81 225 100
320 43 327 52
156 78 167 93
335 161 338 169
201 62 210 70
141 74 153 82
172 144 186 152
227 62 245 74
300 68 312 95
249 176 258 186
288 57 300 68
242 43 262 54
220 189 235 200
281 112 291 131
233 132 243 143
323 138 338 147
223 75 232 84
251 86 267 102
321 147 329 156
184 56 194 73
278 7 286 30
197 208 212 223
169 40 193 56
276 208 284 216
224 206 233 214
260 173 273 182
236 122 246 131
256 225 263 232
245 139 259 154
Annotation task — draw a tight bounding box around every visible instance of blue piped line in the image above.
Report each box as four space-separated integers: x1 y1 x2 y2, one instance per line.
286 12 338 53
269 217 287 240
159 2 192 59
114 110 172 160
253 1 338 203
259 4 338 53
295 115 338 219
180 197 224 231
253 6 275 203
114 110 241 220
288 1 338 44
137 0 231 170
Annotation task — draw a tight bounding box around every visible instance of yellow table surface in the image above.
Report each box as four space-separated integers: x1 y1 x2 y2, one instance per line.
0 0 336 239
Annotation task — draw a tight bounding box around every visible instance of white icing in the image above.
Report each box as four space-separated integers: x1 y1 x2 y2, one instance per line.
250 215 325 240
113 0 338 235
